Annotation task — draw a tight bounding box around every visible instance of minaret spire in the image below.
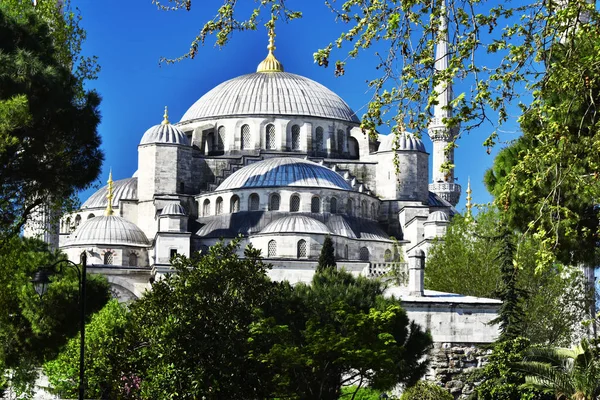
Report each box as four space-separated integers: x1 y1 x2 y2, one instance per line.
162 106 169 125
465 177 473 219
105 169 114 216
257 21 284 73
428 0 461 206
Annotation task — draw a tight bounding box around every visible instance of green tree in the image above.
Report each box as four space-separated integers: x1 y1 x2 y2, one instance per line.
0 6 102 239
400 380 453 400
251 268 432 399
317 235 336 273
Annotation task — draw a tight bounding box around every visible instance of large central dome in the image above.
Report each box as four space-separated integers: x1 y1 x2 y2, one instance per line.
180 72 360 124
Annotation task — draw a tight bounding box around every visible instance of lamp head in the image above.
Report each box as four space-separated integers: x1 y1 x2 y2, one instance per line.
31 269 52 298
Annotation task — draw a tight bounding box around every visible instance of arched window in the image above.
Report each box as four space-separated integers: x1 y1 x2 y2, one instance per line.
230 195 240 213
315 127 324 151
330 197 337 214
249 193 260 211
87 213 95 220
359 247 370 261
361 200 368 217
344 244 349 260
179 182 185 193
347 199 354 216
203 199 210 216
291 125 301 150
216 197 223 215
265 124 275 150
297 239 307 258
104 251 113 265
384 249 392 262
205 132 214 153
268 240 277 257
129 253 138 267
290 194 300 212
311 196 320 213
64 217 71 233
371 204 376 220
269 193 280 211
217 126 225 151
337 129 344 153
241 124 251 150
75 214 81 227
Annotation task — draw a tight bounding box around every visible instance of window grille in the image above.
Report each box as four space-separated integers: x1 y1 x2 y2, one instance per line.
268 240 277 257
266 124 275 149
129 253 138 267
290 195 300 212
241 124 251 149
359 247 370 261
292 125 301 150
203 199 210 216
347 199 354 216
217 126 225 151
249 193 260 211
311 196 320 213
104 252 113 265
269 194 280 211
230 195 240 213
330 197 337 213
337 129 344 153
297 239 307 258
384 249 392 262
216 197 223 215
315 127 324 151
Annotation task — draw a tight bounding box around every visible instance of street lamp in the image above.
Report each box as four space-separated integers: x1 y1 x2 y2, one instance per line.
31 252 87 400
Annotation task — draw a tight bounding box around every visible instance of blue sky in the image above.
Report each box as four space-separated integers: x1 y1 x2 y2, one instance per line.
74 1 522 211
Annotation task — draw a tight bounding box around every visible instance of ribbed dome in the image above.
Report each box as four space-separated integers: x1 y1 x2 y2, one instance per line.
378 132 426 152
261 215 331 235
216 157 353 191
81 177 137 209
68 215 149 247
140 123 189 146
161 203 186 216
427 210 450 222
180 72 360 123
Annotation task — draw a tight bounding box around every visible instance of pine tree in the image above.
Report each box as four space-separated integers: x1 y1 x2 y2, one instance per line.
316 235 336 274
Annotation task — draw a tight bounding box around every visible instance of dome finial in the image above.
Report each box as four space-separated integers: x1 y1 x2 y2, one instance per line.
465 177 473 219
105 169 114 216
257 23 284 73
162 106 170 125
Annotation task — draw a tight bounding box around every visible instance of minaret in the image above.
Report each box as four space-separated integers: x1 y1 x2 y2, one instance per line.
428 0 461 206
105 169 114 216
465 178 473 220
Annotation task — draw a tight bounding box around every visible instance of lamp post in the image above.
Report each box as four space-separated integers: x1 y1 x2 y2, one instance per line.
31 252 87 400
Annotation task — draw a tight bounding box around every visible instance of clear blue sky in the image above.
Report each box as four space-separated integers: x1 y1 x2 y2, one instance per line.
74 1 522 211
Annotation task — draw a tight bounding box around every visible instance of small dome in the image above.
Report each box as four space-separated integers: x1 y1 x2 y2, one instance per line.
378 132 426 152
427 211 450 222
140 123 189 146
261 215 331 235
81 177 137 209
68 215 149 247
161 203 186 216
216 157 353 191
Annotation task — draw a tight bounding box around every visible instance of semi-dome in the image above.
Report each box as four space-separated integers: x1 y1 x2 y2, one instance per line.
427 210 450 222
261 215 331 235
68 215 149 247
216 157 353 191
81 177 137 209
180 72 360 124
161 203 186 216
378 132 426 152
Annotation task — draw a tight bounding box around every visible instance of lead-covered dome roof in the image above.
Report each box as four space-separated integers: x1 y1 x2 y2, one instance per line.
261 215 331 235
180 72 360 124
81 177 137 209
68 215 149 247
216 157 353 191
378 132 426 152
140 123 189 146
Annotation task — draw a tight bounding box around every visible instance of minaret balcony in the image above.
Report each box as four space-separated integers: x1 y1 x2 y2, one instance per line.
429 182 461 206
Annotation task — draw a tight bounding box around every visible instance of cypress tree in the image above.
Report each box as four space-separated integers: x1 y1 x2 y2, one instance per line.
316 235 336 274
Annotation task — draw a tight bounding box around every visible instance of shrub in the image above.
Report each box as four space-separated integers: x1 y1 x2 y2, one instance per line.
400 381 453 400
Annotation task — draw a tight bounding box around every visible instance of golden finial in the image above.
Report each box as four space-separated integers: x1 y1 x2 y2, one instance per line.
105 169 114 216
257 24 284 73
161 106 169 125
465 177 473 219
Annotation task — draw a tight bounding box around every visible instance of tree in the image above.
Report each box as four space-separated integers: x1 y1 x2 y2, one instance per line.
0 237 111 397
316 235 336 273
251 268 432 399
0 6 102 239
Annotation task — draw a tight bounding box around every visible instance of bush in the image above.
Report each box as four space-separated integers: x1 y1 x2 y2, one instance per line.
400 381 453 400
340 386 386 399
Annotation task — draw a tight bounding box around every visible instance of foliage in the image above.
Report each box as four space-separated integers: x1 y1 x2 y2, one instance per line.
0 5 102 240
340 385 388 399
400 380 453 400
425 207 590 346
0 237 111 397
317 235 336 273
513 339 600 400
44 300 131 400
251 268 432 400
